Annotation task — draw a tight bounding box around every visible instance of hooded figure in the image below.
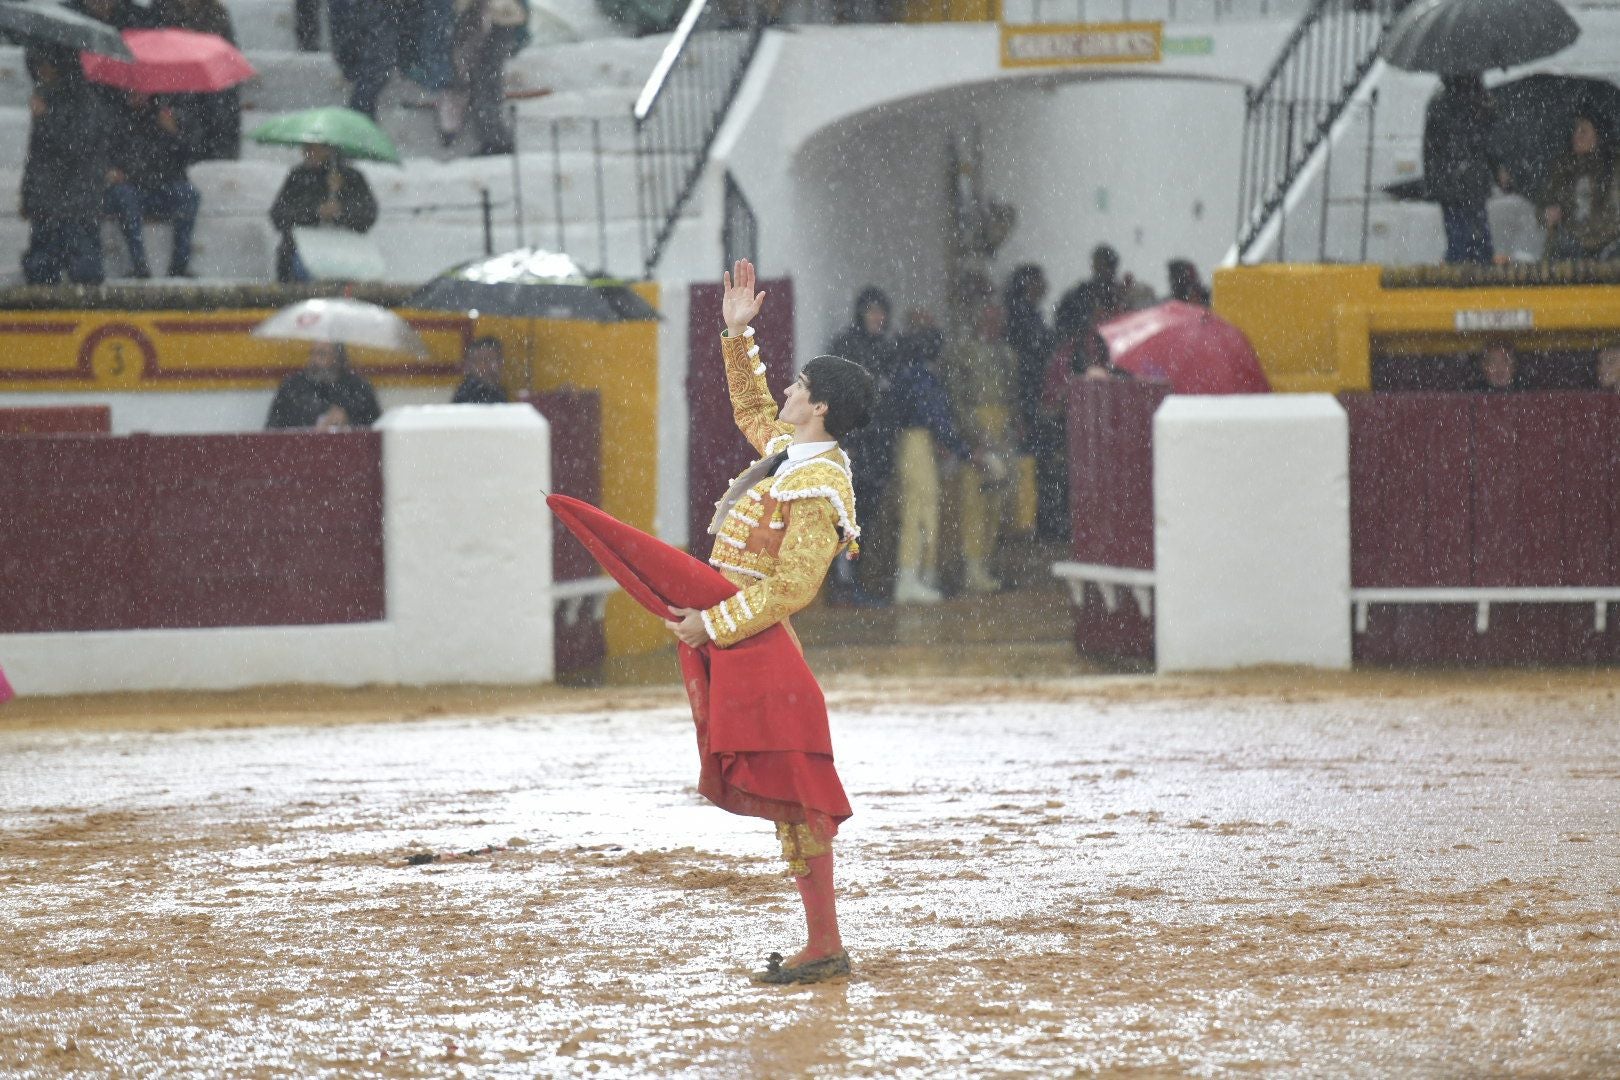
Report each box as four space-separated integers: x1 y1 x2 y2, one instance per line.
824 287 898 605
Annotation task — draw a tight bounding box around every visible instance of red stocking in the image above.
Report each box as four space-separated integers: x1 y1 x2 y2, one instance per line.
793 848 843 962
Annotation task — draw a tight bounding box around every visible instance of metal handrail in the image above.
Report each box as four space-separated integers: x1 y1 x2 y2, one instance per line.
1233 0 1395 261
634 0 714 122
632 0 767 277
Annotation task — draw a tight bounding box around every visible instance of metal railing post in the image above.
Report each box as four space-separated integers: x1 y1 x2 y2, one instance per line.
481 188 494 256
1360 88 1377 263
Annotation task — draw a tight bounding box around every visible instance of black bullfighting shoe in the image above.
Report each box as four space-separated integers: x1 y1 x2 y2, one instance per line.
750 950 852 985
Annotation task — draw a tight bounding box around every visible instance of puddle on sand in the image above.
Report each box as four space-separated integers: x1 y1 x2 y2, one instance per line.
2 677 1619 1076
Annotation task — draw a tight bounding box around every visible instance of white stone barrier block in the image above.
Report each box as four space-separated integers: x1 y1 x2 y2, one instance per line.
1153 394 1350 672
378 404 553 685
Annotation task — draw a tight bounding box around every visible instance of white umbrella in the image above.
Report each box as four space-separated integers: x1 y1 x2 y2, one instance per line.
251 298 428 358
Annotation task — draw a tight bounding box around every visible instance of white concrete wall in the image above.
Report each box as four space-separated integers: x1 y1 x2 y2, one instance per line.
2 405 556 695
676 21 1293 365
1153 394 1350 672
0 386 450 435
655 281 693 548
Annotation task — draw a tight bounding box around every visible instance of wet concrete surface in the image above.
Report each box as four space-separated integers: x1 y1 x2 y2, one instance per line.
2 672 1618 1077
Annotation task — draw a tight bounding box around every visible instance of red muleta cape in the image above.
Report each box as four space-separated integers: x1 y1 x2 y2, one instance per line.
547 495 851 827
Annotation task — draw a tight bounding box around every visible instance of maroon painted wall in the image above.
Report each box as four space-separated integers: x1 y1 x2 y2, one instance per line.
0 406 111 435
1066 379 1169 663
0 432 384 633
686 278 795 554
1346 391 1620 665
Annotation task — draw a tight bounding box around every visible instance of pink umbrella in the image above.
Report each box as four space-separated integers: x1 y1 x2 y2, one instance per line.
1098 300 1271 394
82 29 255 95
0 663 13 704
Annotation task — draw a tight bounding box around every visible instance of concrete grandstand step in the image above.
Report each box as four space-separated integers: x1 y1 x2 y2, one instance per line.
0 214 277 283
223 0 629 54
233 100 640 162
230 43 656 114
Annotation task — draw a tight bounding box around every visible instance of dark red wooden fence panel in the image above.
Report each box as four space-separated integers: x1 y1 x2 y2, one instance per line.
686 279 795 553
0 435 150 631
0 431 384 633
1068 378 1166 570
0 406 111 435
1065 378 1167 663
526 390 606 674
527 390 602 582
1347 391 1620 665
143 434 384 628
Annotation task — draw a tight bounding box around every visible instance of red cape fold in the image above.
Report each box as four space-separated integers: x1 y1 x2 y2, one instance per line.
546 495 850 824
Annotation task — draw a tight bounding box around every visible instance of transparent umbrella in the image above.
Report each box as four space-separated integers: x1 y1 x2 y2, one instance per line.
251 298 428 358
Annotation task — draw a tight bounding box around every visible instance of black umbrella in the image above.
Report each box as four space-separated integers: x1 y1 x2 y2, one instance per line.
408 248 659 322
1381 0 1579 74
1490 74 1620 198
0 2 135 59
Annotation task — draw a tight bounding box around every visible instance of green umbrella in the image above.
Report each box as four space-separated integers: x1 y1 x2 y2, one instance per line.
248 107 401 165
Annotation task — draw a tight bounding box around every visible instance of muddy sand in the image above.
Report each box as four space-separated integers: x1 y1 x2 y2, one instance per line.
2 668 1618 1076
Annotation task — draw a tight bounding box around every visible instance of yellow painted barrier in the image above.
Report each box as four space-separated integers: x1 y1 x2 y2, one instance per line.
0 307 470 391
1214 264 1620 392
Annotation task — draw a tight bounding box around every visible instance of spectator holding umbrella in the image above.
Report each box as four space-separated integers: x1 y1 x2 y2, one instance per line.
20 46 107 286
269 142 379 282
151 0 243 160
1422 74 1504 264
267 341 382 429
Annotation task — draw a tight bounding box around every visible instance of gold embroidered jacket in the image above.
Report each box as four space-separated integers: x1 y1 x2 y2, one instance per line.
700 327 859 649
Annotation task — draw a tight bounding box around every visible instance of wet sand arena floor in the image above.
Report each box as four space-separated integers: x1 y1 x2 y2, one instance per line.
2 671 1618 1077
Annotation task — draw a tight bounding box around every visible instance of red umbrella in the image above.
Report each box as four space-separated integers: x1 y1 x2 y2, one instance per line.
1098 300 1271 394
82 29 255 94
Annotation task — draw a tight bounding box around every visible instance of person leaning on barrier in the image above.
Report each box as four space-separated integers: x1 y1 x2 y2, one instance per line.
267 341 382 430
1470 338 1523 393
451 336 510 403
1595 343 1620 392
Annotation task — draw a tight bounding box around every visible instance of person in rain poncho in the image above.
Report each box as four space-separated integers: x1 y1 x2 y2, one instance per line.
661 260 873 986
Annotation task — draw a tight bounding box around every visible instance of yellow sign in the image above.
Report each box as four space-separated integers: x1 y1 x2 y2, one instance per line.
1000 21 1162 68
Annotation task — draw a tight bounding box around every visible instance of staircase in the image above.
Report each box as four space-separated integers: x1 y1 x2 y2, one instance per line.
632 0 766 276
1231 0 1397 263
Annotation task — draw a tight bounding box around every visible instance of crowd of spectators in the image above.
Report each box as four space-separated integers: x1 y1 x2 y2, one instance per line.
1424 78 1620 265
18 0 242 285
816 248 1206 607
304 0 529 154
18 0 525 284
